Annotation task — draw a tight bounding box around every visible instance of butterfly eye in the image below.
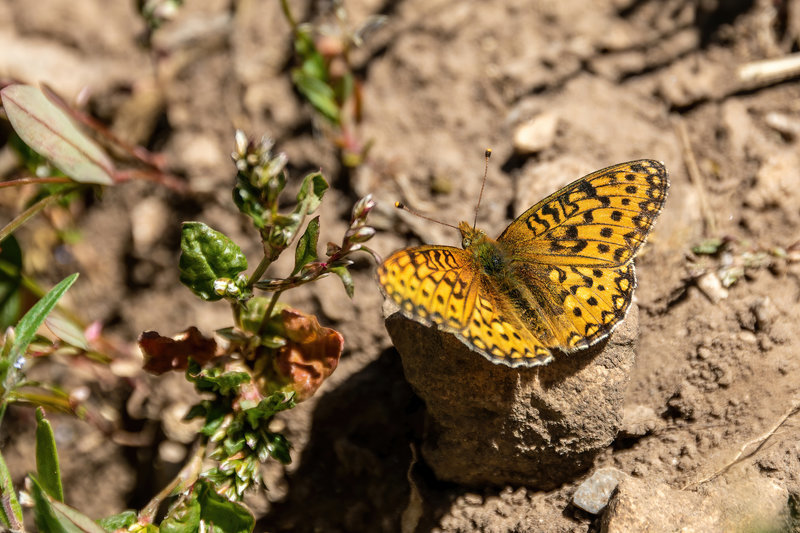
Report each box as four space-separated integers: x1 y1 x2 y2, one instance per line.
462 237 471 248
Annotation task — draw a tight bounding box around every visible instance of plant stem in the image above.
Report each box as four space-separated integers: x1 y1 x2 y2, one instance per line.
247 253 272 290
0 177 71 188
139 439 208 523
279 0 297 30
261 291 282 331
0 194 61 243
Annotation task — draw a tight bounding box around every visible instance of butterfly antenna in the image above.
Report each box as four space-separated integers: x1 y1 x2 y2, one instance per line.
473 148 492 230
394 202 459 231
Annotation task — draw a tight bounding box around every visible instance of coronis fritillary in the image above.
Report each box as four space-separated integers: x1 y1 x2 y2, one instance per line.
377 159 669 367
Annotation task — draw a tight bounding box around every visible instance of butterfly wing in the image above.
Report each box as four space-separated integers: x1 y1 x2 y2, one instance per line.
499 159 668 267
378 246 553 366
497 159 668 351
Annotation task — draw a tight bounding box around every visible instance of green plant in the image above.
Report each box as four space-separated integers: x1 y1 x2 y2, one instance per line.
1 83 377 531
0 84 182 332
281 0 385 168
132 132 377 529
0 130 376 531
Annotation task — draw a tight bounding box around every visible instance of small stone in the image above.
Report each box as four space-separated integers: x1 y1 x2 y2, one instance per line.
385 303 639 488
751 297 775 332
764 112 800 138
696 346 711 360
696 272 728 303
512 112 559 154
158 440 187 464
572 467 628 514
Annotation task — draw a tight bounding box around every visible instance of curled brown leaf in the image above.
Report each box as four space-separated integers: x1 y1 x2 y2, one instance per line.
139 326 217 374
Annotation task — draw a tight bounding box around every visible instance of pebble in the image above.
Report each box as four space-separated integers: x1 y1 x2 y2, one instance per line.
696 272 728 303
572 467 628 514
512 112 558 154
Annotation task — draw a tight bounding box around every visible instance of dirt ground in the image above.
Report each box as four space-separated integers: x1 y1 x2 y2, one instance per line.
2 0 800 531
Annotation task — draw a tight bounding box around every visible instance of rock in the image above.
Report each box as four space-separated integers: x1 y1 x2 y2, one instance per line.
572 467 628 514
512 112 559 154
764 112 800 138
384 304 639 488
602 477 719 532
696 272 728 303
601 470 790 533
750 296 776 332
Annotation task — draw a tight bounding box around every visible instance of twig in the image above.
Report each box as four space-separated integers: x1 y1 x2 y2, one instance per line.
738 53 800 86
683 400 800 489
674 117 717 236
139 439 207 523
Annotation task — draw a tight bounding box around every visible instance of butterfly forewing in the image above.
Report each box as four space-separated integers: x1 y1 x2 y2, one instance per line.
499 160 668 268
378 246 474 328
378 246 554 366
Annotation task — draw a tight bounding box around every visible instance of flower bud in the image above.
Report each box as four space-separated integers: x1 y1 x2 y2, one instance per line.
234 129 248 158
351 194 374 222
346 225 375 244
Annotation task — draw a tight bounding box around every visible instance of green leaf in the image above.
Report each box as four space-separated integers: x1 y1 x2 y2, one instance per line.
692 238 725 255
295 172 328 216
160 490 201 533
291 70 340 123
35 408 64 502
195 479 255 533
330 265 354 298
45 313 90 351
232 175 268 230
186 361 250 397
238 297 279 334
0 236 23 330
0 85 114 185
333 72 355 105
29 474 107 533
0 450 23 530
265 432 292 465
294 29 326 81
10 273 78 364
50 500 108 533
96 510 137 531
179 222 248 301
292 216 320 275
243 392 296 428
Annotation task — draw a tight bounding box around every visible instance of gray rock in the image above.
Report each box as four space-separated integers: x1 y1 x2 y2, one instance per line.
572 467 628 514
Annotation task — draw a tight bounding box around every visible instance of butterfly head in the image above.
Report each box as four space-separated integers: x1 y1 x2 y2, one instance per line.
458 221 487 249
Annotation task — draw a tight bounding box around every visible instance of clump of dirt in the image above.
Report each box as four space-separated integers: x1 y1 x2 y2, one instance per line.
2 0 800 531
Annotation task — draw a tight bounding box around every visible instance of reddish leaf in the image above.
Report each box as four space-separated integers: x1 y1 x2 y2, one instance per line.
139 327 217 375
275 309 343 401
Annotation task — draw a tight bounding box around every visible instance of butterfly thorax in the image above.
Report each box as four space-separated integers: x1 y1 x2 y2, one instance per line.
459 221 512 279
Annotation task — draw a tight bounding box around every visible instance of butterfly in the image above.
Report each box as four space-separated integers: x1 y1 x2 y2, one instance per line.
377 159 669 367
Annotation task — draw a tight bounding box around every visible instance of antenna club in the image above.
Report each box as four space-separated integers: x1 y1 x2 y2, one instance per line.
394 201 405 209
485 148 492 158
